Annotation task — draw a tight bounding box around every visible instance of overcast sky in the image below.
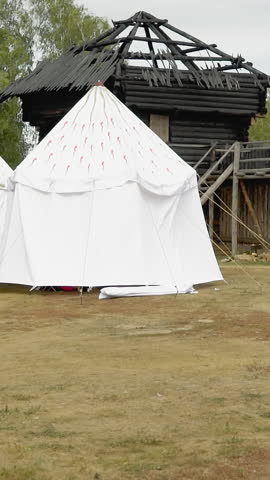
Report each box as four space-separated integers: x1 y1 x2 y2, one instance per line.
82 0 270 73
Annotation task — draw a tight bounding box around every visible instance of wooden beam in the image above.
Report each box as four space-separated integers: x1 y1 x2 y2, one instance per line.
200 162 234 205
231 142 240 256
238 167 270 173
182 44 217 54
194 142 217 170
113 19 168 25
165 23 239 62
234 174 270 179
199 142 236 186
82 24 127 51
124 52 232 62
118 23 139 58
149 23 199 71
144 25 158 69
239 180 263 237
91 37 207 47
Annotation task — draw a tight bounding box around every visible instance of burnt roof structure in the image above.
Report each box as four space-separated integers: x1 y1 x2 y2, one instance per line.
0 11 269 169
1 10 269 99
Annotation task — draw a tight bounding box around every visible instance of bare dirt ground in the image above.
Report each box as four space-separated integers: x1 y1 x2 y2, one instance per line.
0 264 270 480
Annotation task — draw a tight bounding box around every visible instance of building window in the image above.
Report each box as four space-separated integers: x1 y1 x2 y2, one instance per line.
149 114 169 143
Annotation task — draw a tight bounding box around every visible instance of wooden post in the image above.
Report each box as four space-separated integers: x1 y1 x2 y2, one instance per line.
208 148 216 241
208 195 214 241
231 142 240 256
209 147 216 241
211 143 216 166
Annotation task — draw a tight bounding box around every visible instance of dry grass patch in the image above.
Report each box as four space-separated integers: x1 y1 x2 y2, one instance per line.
0 264 270 479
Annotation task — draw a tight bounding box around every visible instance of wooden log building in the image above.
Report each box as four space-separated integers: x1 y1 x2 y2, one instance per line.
1 11 270 252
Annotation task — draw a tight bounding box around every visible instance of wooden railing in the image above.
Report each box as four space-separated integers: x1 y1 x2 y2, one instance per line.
195 141 270 255
169 140 270 176
169 140 270 254
238 141 270 178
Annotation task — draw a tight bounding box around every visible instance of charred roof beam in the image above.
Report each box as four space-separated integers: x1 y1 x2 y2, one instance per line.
113 11 168 26
165 22 238 62
144 25 158 68
117 22 140 61
75 23 128 53
149 23 199 71
182 45 218 54
90 37 218 48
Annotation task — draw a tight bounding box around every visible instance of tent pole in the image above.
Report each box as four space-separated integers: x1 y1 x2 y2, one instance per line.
80 181 95 303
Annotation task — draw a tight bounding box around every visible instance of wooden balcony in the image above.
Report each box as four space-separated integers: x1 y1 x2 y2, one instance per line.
169 141 270 255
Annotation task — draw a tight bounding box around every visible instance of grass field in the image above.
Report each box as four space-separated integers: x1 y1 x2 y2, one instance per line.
0 264 270 479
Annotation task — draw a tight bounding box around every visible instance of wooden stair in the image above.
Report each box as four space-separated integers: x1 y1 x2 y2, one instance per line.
195 140 270 255
197 142 236 205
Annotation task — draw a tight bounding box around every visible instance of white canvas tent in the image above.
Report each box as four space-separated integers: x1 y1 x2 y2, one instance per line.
0 156 13 257
0 85 222 295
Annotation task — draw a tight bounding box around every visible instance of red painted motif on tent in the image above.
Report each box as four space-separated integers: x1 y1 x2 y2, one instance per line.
117 137 121 144
46 140 52 148
62 121 69 129
111 149 114 158
84 137 88 146
73 146 78 155
48 153 54 160
80 156 84 163
110 118 114 126
81 124 85 132
150 147 159 159
166 168 173 174
59 135 64 143
73 123 78 130
108 131 111 140
101 142 104 151
31 157 37 165
62 145 67 152
123 155 128 164
100 121 104 131
66 165 70 175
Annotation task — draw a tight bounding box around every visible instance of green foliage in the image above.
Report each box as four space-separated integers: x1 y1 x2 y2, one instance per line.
249 97 270 141
0 0 109 167
0 0 34 167
0 99 29 167
30 0 109 60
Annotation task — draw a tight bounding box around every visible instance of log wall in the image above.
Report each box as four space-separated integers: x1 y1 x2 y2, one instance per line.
218 180 270 243
169 112 250 166
123 67 266 115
